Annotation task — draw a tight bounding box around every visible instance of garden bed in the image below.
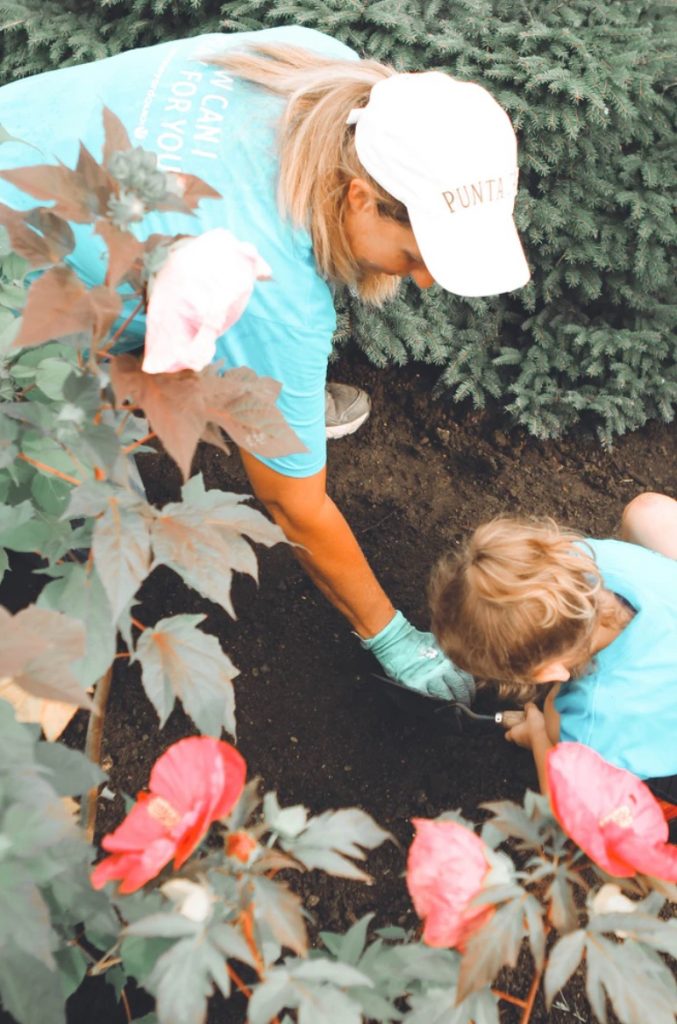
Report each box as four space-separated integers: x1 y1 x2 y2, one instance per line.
5 348 675 1024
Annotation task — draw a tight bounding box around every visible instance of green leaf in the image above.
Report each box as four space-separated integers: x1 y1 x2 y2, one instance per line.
135 615 238 737
64 479 116 518
544 930 585 1008
31 472 71 516
248 970 295 1024
92 497 152 620
146 936 214 1024
125 913 200 940
296 985 363 1024
390 943 460 987
37 563 116 688
263 792 308 838
0 862 56 968
55 944 89 1000
33 741 106 797
250 875 308 957
587 911 677 958
547 867 579 933
320 913 374 966
0 498 34 538
35 357 76 400
208 921 259 970
522 892 546 970
283 808 391 882
457 898 526 1002
150 474 285 618
406 985 499 1024
292 959 373 988
120 934 174 986
481 799 547 847
585 935 677 1024
0 946 66 1024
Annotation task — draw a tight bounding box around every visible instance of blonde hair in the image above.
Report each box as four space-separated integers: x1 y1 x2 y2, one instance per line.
429 518 603 699
209 43 408 305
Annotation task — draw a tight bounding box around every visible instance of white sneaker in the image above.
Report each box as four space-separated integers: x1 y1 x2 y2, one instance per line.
325 383 371 440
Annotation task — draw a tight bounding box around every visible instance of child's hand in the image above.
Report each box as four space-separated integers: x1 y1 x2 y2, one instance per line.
505 702 546 750
499 709 526 730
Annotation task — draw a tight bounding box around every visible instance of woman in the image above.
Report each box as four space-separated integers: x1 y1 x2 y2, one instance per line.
0 26 530 702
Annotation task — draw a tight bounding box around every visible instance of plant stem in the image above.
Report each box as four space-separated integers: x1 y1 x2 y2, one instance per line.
227 964 280 1024
99 297 144 356
120 986 132 1024
123 431 156 455
240 905 264 976
17 452 80 486
227 964 252 999
492 988 527 1008
520 960 545 1024
83 665 114 842
131 616 146 632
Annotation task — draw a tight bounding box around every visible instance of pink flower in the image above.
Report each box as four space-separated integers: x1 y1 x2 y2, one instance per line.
91 736 246 893
142 228 271 374
547 743 677 881
406 818 493 948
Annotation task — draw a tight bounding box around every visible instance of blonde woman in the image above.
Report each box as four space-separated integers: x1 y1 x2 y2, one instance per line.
0 26 530 701
429 493 677 795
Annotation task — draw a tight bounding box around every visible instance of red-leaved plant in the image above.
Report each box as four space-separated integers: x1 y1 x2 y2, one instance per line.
1 113 675 1024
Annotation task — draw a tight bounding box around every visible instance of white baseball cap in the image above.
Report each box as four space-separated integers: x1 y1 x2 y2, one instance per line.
347 71 530 297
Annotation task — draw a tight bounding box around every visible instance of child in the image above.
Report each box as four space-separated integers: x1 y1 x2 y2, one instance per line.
428 493 677 799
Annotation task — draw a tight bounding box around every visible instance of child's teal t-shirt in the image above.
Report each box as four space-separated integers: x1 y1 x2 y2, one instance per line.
0 27 357 477
555 538 677 779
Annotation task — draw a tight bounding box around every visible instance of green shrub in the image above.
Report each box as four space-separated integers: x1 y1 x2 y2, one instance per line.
1 0 675 439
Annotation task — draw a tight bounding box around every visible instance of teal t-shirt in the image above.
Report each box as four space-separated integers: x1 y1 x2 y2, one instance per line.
0 27 357 477
555 539 677 779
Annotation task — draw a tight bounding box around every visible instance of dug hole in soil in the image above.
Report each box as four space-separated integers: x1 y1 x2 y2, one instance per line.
8 348 677 1024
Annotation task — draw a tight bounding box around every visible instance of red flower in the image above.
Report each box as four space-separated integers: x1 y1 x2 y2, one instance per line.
91 737 246 893
406 818 493 948
547 743 677 881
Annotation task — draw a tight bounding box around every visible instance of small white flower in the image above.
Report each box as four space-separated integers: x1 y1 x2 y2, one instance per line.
591 883 638 937
161 878 214 922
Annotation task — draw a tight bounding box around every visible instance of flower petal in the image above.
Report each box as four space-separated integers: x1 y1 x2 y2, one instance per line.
407 818 490 948
142 229 271 374
150 736 246 822
547 743 677 881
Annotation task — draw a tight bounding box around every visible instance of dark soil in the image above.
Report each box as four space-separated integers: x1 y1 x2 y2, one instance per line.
9 348 677 1024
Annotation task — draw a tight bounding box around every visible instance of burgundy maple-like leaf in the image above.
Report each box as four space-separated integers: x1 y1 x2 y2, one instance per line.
109 355 207 480
164 172 222 211
0 605 91 707
109 357 305 480
14 265 93 347
76 142 115 216
95 219 145 288
89 285 123 346
0 164 93 223
102 106 131 166
0 203 74 268
202 366 307 459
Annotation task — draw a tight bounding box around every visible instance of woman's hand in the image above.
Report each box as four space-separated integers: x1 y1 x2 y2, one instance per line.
505 702 547 751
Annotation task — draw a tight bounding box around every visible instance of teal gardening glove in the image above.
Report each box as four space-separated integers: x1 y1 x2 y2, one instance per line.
361 611 475 705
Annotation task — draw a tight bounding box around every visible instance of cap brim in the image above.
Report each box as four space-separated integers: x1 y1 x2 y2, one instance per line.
409 203 530 298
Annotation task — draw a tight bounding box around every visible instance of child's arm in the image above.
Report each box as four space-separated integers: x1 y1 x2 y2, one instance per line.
505 702 556 795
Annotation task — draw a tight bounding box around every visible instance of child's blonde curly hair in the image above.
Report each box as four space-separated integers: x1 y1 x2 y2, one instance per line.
429 517 603 700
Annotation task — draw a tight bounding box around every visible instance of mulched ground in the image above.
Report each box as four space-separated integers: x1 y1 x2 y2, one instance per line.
4 347 675 1024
